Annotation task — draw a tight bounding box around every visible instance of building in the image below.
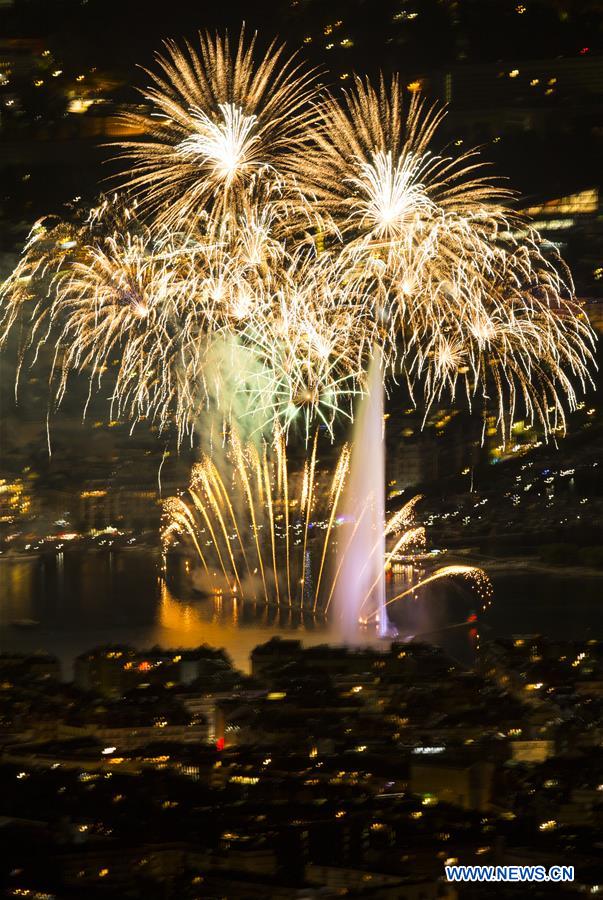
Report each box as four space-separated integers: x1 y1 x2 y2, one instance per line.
60 719 209 750
410 758 495 811
74 644 236 696
79 483 160 532
0 38 43 80
0 652 60 681
385 409 482 493
306 867 457 900
0 474 35 526
443 56 603 140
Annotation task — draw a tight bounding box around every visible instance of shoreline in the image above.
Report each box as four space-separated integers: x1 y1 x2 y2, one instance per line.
2 545 602 580
453 555 603 579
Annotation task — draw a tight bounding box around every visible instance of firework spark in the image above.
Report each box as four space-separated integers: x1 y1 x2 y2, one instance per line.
0 33 596 448
361 565 493 627
115 30 321 228
305 76 595 440
162 430 492 619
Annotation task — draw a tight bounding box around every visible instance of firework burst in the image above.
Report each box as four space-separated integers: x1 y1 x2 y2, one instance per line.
305 76 595 439
0 33 595 447
115 29 321 228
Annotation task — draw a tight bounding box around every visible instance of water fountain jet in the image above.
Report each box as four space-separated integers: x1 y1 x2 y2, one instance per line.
333 349 388 642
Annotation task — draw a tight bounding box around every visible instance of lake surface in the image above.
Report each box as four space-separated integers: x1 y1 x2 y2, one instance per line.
0 549 601 677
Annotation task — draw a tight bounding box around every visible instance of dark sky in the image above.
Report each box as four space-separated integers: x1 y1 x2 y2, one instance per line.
4 0 603 74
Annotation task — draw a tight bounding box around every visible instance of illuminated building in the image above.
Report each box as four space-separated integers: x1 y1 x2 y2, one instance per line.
523 187 599 219
0 476 34 525
511 740 555 763
519 188 601 295
62 719 209 750
74 645 235 697
79 483 159 531
251 638 388 681
74 645 139 695
443 56 603 139
386 409 482 492
0 38 43 80
410 758 495 811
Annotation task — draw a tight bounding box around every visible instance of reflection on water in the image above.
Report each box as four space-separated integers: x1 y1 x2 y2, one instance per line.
156 582 374 671
0 550 379 673
1 559 36 619
1 550 602 675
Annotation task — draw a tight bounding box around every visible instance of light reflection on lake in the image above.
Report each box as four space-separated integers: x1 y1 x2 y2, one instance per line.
0 549 601 676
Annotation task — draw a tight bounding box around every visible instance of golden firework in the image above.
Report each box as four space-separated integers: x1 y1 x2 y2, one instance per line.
115 29 321 229
162 430 493 615
0 34 595 447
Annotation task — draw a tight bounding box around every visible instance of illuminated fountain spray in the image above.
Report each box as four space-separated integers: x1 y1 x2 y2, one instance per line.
333 349 388 642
